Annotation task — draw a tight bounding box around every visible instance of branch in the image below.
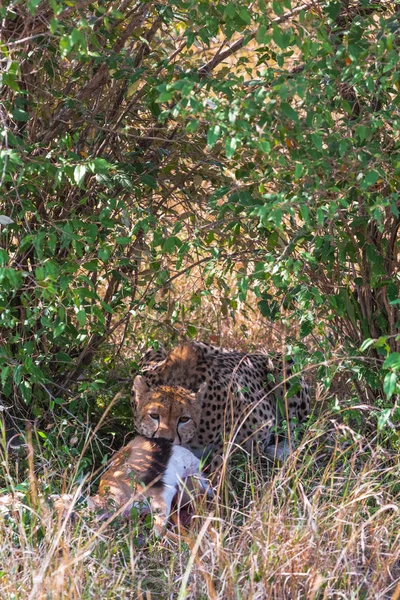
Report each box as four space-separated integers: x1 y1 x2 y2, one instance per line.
198 1 325 77
41 3 152 143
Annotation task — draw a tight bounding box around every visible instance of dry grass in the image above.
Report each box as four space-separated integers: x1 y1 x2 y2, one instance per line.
0 413 399 600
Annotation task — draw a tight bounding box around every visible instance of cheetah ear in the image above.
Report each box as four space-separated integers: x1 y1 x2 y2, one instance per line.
133 375 149 399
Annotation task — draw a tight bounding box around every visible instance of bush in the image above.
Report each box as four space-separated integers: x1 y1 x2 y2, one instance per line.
0 1 398 424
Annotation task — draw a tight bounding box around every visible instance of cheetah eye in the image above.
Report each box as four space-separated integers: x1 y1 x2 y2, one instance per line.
179 416 190 424
149 413 159 420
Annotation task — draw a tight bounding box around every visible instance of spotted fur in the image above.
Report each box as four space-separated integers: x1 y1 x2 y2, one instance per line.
133 342 310 464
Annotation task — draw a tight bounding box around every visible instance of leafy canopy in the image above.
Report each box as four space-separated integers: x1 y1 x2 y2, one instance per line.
0 0 399 418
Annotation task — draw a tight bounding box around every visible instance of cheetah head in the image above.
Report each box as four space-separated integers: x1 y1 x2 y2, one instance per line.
132 376 203 445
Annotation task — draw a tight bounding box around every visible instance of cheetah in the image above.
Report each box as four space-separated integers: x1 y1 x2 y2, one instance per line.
132 342 310 465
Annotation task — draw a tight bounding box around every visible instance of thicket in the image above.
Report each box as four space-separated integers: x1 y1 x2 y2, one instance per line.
1 2 400 598
0 0 399 436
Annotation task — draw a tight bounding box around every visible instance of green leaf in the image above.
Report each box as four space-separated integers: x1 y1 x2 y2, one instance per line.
186 119 199 133
49 18 59 34
141 174 157 188
272 1 285 15
13 364 23 386
339 139 349 156
56 352 73 364
0 149 22 165
387 282 398 303
53 321 66 338
238 7 251 24
375 337 390 349
82 260 98 271
60 35 73 57
163 236 181 253
362 170 380 188
27 0 41 15
256 24 268 44
76 310 87 327
383 353 400 370
366 245 384 276
280 102 298 121
300 205 309 223
225 137 238 158
0 249 9 265
7 268 22 289
325 1 341 20
70 28 86 50
52 397 65 405
207 125 221 148
259 140 271 154
1 366 10 387
74 165 87 187
48 233 57 254
186 31 195 48
360 338 374 351
116 237 131 245
101 301 113 314
311 133 323 150
86 223 98 242
286 382 301 398
88 158 111 174
12 108 29 122
186 324 197 338
20 380 32 404
156 91 173 103
300 319 314 337
224 2 236 17
383 371 397 400
98 248 111 261
377 408 392 431
272 26 292 50
257 299 279 321
294 163 303 179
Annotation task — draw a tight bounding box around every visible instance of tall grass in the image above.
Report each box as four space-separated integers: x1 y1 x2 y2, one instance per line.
0 412 399 599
